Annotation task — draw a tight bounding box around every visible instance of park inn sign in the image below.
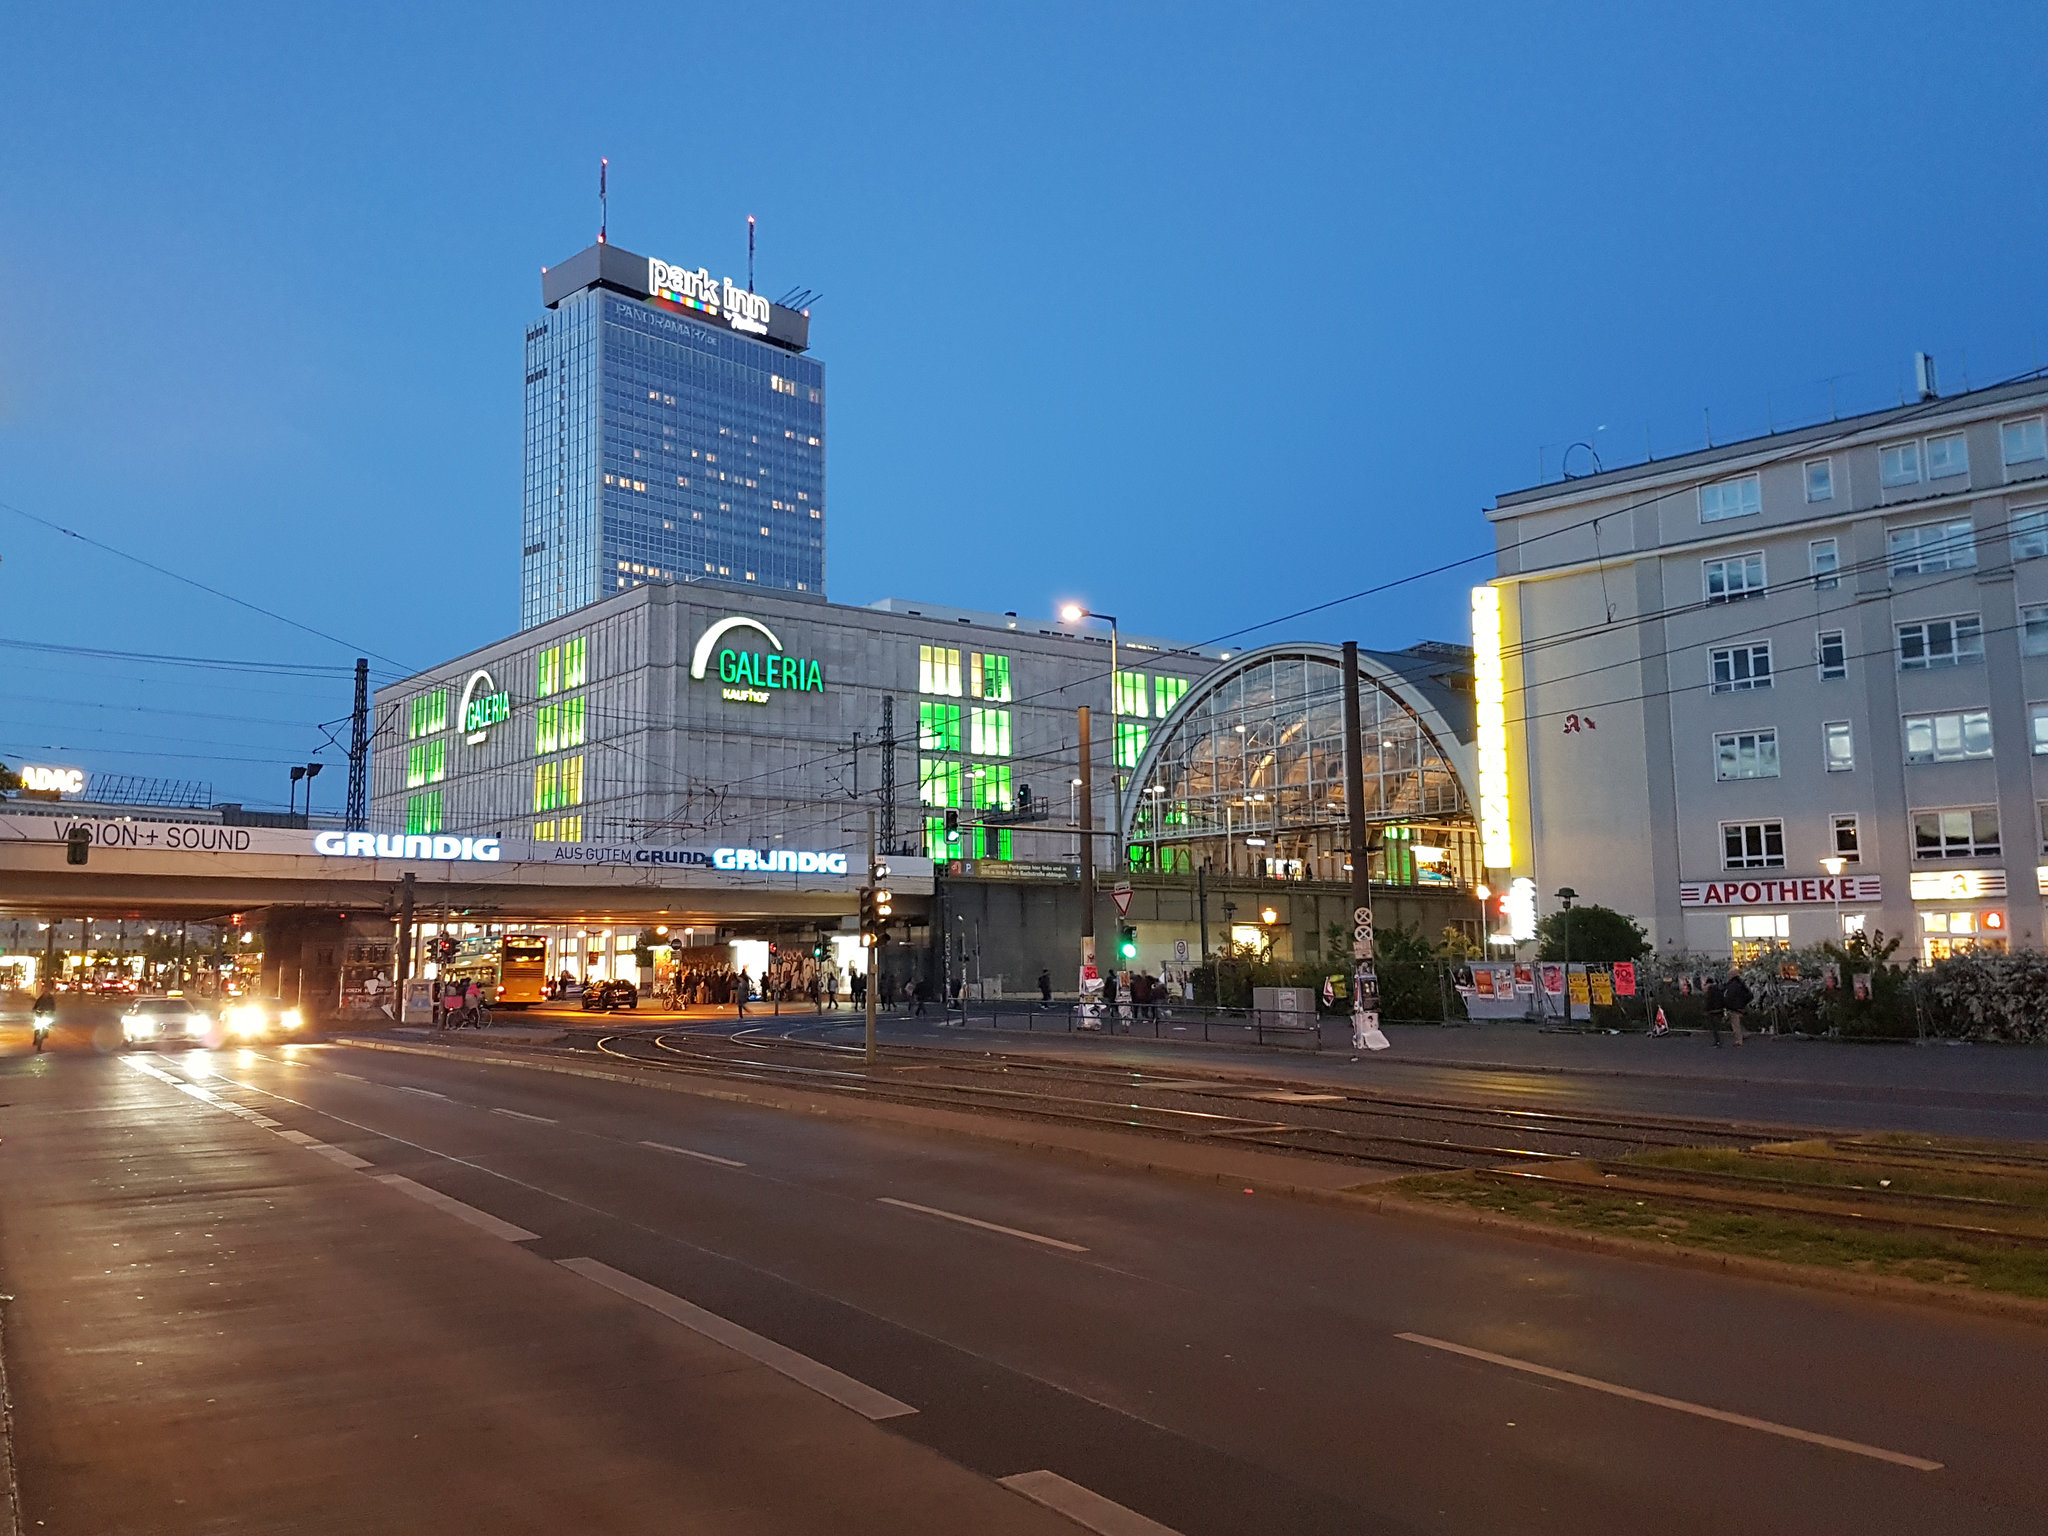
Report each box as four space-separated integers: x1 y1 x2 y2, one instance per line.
1680 875 1882 908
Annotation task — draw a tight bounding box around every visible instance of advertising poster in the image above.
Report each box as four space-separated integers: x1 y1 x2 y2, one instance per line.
1612 962 1636 997
1589 970 1614 1006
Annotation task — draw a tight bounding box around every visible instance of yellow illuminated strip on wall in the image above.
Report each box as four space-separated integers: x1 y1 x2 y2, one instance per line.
1471 585 1512 870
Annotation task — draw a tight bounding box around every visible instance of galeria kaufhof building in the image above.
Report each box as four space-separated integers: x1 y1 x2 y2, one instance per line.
369 581 1227 867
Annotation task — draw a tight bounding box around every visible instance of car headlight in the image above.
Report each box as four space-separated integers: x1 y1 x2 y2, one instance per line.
125 1016 157 1036
280 1009 303 1031
229 1005 266 1038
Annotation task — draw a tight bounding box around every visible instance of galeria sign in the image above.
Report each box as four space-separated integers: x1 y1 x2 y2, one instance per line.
689 616 824 705
459 668 510 744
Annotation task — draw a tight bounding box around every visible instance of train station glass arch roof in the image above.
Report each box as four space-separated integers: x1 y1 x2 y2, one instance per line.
1118 642 1479 886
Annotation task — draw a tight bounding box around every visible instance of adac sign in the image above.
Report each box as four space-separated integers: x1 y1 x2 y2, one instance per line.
690 616 824 706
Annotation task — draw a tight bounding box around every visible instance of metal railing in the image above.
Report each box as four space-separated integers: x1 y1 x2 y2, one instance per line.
879 997 1330 1050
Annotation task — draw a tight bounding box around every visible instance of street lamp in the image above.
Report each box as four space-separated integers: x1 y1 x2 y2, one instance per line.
1555 886 1578 1024
1820 856 1847 943
1061 603 1124 871
288 761 324 824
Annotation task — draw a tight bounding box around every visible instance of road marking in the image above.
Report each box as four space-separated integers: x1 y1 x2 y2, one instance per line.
375 1174 537 1241
276 1130 317 1145
999 1471 1184 1536
493 1107 557 1124
558 1258 915 1420
308 1143 372 1170
396 1085 448 1099
878 1197 1087 1253
1395 1333 1943 1471
639 1139 745 1168
329 1071 364 1080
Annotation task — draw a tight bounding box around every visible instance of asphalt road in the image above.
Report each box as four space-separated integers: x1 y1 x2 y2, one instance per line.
4 1019 2046 1532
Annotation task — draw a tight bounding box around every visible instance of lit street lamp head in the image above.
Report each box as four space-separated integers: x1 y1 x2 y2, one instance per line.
1060 603 1085 623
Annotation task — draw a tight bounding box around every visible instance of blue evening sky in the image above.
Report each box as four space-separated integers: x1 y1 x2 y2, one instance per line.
1 1 2041 811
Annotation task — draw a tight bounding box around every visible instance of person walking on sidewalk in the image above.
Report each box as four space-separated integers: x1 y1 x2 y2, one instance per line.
1037 968 1053 1010
1720 968 1752 1046
1704 975 1725 1047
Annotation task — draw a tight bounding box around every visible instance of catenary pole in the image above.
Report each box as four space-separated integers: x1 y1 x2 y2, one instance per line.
1342 641 1387 1051
865 810 879 1064
1077 705 1097 1017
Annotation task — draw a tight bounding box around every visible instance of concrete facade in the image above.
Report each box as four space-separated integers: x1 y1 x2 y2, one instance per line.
1487 374 2048 963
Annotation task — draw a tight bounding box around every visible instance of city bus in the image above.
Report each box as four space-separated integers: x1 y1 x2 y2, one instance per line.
439 934 549 1008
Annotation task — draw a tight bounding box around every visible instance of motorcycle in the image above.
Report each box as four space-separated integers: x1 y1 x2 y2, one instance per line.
32 1007 54 1052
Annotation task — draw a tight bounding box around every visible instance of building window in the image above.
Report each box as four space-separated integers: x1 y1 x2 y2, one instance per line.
1704 552 1766 603
405 738 446 788
2002 417 2047 468
1715 728 1780 780
970 653 1012 702
535 703 559 755
918 758 961 808
562 695 586 748
1729 913 1790 963
1156 675 1190 714
2030 703 2048 755
537 646 560 698
1887 519 1976 575
405 791 442 836
1832 813 1861 862
1926 432 1970 480
919 645 962 696
2020 605 2048 656
1805 460 1834 502
2040 802 2048 855
1823 720 1855 772
1721 820 1785 869
1817 629 1848 680
919 701 962 752
534 819 556 843
1880 441 1923 488
1897 615 1983 670
969 707 1011 756
970 762 1014 810
1809 537 1840 589
1903 709 1993 764
561 755 583 806
1710 643 1772 692
1115 720 1151 769
407 689 448 740
924 814 954 862
564 635 588 688
1114 671 1150 717
1912 807 2000 860
2011 506 2048 560
534 760 558 812
1699 474 1761 522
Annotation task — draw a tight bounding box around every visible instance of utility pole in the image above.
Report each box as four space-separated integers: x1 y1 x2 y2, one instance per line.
880 698 897 852
1197 862 1210 963
395 871 417 1000
1077 704 1098 1023
346 658 369 832
865 811 880 1063
1342 641 1388 1051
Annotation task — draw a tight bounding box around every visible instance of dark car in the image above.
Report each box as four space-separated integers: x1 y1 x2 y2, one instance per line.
580 980 638 1012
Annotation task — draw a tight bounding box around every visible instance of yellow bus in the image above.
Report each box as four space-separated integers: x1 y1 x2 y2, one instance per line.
441 934 549 1008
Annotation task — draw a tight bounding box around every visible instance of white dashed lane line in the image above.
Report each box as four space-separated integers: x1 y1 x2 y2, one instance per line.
375 1175 539 1242
877 1197 1088 1254
492 1107 556 1124
396 1085 448 1099
639 1139 746 1168
999 1470 1186 1536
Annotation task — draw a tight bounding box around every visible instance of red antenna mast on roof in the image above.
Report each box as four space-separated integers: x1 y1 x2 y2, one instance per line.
599 158 609 244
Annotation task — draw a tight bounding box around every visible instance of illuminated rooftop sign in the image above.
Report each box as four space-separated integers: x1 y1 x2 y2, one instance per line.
1470 586 1513 869
648 258 773 336
313 832 503 862
458 668 510 744
690 615 824 705
18 764 85 796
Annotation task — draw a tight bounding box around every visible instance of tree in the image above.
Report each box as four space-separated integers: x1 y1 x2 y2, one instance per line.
1536 904 1648 963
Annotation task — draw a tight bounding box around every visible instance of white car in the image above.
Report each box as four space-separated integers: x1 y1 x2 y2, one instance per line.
218 998 308 1042
122 994 214 1047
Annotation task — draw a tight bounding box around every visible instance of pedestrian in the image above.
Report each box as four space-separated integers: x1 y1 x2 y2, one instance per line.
736 968 750 1019
1037 968 1053 1010
913 976 929 1017
950 974 965 1012
1704 975 1725 1047
1721 968 1752 1046
1103 969 1120 1034
852 970 866 1009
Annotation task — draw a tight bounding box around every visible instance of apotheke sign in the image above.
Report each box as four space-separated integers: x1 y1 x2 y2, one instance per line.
1680 875 1881 907
647 258 772 336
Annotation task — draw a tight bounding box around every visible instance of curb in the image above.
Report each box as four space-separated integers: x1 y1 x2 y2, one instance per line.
333 1034 2048 1328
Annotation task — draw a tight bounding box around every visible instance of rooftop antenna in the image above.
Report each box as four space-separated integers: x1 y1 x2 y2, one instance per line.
599 158 609 245
747 214 756 293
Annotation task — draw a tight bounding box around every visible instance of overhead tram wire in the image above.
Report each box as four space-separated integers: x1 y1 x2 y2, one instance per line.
0 497 415 672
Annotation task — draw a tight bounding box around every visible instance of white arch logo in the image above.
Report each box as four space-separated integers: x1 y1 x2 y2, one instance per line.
690 616 783 680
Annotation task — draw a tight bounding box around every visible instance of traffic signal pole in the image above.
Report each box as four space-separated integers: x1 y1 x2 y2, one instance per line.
1077 705 1097 1017
865 811 879 1063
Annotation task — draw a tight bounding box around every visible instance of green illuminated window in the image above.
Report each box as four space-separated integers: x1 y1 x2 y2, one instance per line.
562 755 584 806
535 702 559 755
1155 675 1188 714
534 761 559 812
919 644 962 696
563 635 588 688
1115 720 1150 769
1114 671 1149 718
405 791 442 835
918 701 962 751
537 646 560 698
970 707 1011 756
971 763 1013 810
405 738 446 788
969 826 1013 860
407 689 448 740
562 695 586 748
918 757 960 808
971 653 1011 702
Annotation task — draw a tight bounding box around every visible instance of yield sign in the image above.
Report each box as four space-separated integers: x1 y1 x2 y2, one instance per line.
1111 881 1134 918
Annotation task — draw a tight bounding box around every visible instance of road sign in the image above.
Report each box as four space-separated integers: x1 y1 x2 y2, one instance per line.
1111 881 1134 918
1172 938 1190 964
1353 906 1373 929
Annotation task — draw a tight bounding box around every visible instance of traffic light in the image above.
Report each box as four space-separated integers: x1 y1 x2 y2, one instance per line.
944 809 960 843
1116 924 1137 962
65 827 90 866
860 880 895 945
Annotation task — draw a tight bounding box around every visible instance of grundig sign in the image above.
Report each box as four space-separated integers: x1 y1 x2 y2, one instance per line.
647 259 773 336
1680 875 1882 907
689 616 824 705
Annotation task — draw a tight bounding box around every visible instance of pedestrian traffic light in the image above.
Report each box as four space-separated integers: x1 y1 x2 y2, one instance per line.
65 827 90 866
1117 924 1137 962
